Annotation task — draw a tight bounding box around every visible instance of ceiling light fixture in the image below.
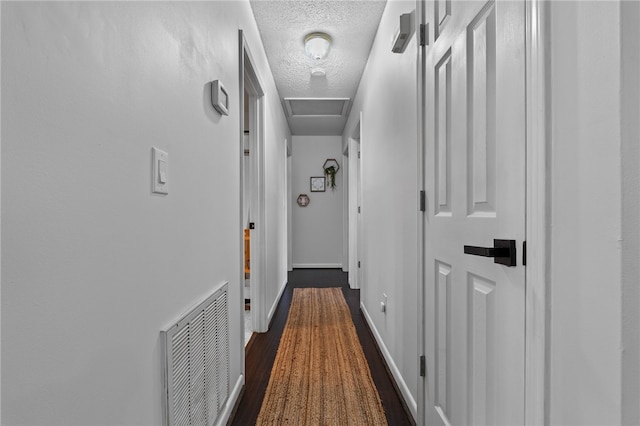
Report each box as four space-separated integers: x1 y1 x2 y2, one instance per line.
304 32 332 60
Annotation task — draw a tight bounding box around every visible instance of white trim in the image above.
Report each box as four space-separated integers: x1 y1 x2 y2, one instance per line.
249 92 265 324
360 302 417 422
342 149 350 273
239 31 268 334
267 279 288 325
287 155 293 271
291 263 343 269
524 0 549 424
215 374 244 426
356 112 365 290
0 3 3 419
416 0 426 424
239 31 247 368
347 122 362 290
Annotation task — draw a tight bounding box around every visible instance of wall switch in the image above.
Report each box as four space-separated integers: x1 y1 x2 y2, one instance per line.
152 147 168 194
158 160 167 184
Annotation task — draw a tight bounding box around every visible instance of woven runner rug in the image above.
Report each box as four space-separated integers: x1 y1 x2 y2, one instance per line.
256 287 388 425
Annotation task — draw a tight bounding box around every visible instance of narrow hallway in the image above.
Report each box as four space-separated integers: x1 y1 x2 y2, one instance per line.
230 269 414 425
3 2 639 425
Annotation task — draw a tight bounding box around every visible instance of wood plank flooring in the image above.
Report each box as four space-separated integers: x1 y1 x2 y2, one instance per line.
230 269 414 425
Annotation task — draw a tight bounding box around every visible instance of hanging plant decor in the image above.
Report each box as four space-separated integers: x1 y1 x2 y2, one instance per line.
322 159 340 190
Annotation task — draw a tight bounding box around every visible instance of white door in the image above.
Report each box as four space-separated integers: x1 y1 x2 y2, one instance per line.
349 138 362 289
348 131 362 289
356 140 362 289
421 1 526 424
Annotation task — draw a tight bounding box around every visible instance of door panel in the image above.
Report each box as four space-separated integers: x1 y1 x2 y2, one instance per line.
435 0 451 39
468 3 497 216
435 49 452 216
422 1 525 425
435 260 452 416
470 273 497 425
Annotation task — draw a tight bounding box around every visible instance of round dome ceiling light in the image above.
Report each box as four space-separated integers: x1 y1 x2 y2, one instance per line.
304 32 332 60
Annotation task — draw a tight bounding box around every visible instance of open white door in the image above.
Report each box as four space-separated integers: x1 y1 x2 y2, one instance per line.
421 1 526 424
240 32 267 335
348 119 362 289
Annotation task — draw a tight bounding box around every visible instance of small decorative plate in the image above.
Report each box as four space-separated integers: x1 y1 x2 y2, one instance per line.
297 194 311 207
310 177 326 192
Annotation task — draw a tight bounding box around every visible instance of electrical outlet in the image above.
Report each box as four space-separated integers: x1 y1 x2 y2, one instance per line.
380 293 388 314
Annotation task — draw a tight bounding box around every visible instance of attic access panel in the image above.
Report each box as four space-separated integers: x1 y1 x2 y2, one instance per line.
284 98 350 117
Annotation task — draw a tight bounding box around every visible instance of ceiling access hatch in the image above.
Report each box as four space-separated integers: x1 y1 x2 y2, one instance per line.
283 98 351 117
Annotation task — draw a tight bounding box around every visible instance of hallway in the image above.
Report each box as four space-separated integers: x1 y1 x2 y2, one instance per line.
2 1 639 425
231 269 414 425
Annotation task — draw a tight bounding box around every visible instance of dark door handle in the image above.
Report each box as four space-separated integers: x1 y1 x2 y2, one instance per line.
464 239 517 267
463 246 510 257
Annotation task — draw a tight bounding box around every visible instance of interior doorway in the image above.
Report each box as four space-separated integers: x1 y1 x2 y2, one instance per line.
240 31 267 348
242 89 252 345
348 117 362 289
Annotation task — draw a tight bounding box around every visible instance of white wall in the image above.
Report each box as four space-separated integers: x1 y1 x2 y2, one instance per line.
342 0 419 419
1 2 290 425
263 124 290 317
621 2 640 424
548 1 639 423
291 135 344 268
0 3 3 421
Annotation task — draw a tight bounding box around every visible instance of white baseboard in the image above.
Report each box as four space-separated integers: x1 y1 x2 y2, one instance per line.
360 303 417 421
267 279 287 326
292 263 342 269
216 373 244 426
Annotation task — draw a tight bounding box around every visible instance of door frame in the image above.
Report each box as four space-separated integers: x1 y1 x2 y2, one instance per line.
347 115 363 290
523 0 549 423
239 30 267 342
416 0 426 423
342 144 349 274
287 141 293 271
415 0 549 424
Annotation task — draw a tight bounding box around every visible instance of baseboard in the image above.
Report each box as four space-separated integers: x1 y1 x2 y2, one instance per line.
360 302 418 421
292 263 342 268
267 279 287 326
216 373 244 426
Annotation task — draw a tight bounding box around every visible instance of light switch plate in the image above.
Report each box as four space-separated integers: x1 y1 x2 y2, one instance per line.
152 147 168 194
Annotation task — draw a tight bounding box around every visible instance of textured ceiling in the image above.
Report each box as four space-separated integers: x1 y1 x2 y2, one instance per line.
250 0 387 135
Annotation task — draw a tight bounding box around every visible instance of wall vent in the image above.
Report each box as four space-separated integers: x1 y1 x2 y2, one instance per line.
283 97 350 117
161 282 229 426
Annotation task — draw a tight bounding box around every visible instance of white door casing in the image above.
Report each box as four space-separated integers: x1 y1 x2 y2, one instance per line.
421 1 526 424
348 138 357 288
356 115 363 291
239 32 267 337
348 117 363 290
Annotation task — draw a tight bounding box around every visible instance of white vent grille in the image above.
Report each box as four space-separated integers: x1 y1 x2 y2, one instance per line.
283 97 350 117
161 283 229 426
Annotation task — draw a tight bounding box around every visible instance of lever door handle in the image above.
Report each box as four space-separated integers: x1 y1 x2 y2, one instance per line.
463 239 517 267
463 246 510 257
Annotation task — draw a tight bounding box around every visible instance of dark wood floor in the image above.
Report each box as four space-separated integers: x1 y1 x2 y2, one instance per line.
230 269 414 425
